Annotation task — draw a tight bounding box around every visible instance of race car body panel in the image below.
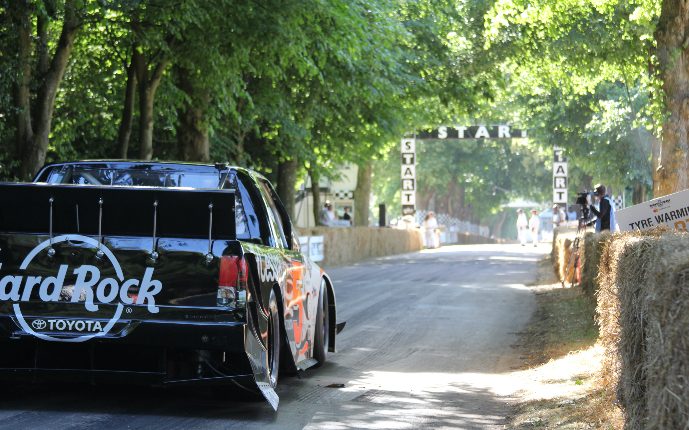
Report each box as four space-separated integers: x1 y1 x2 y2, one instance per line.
0 161 339 410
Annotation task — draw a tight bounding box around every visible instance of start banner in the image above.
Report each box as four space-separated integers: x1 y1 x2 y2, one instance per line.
616 188 689 232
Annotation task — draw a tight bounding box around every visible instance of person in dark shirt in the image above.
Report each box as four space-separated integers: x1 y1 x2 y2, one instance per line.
341 206 352 225
589 184 617 232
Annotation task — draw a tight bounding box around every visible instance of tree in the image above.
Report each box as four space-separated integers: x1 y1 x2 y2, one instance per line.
373 136 551 227
6 0 84 179
654 0 689 195
485 0 663 197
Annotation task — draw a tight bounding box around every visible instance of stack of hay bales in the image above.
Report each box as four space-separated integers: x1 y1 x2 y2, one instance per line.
551 226 608 290
596 230 689 429
551 227 577 283
579 231 611 301
298 227 424 266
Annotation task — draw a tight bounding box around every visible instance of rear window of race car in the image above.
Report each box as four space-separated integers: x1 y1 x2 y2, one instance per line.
38 164 259 241
43 165 222 189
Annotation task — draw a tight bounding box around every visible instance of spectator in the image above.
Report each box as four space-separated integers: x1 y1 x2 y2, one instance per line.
516 209 528 246
589 184 617 232
529 209 540 247
552 204 566 227
319 201 335 226
422 211 440 249
341 206 352 225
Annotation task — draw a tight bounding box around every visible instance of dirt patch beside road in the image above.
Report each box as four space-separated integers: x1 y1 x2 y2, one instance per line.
508 258 623 429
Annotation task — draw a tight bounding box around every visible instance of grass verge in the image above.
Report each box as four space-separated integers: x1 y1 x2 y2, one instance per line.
508 257 623 429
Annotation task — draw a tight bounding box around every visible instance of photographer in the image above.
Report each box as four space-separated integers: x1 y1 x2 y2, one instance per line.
588 184 617 232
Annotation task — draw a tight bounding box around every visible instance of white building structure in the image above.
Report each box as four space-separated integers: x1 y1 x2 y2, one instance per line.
294 164 358 228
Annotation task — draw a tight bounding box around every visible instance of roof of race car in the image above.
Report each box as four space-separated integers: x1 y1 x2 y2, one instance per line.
34 160 263 182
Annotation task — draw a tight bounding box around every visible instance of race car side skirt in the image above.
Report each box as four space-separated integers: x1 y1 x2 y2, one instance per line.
244 299 279 410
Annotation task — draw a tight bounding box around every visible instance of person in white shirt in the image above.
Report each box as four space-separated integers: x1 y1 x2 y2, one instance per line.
516 209 528 246
319 201 336 226
529 209 540 247
552 204 566 228
422 211 440 249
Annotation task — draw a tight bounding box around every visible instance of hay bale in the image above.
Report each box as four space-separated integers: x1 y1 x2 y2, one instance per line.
580 231 612 300
640 234 689 430
600 234 656 429
552 230 577 283
596 234 630 398
297 227 423 266
595 228 689 429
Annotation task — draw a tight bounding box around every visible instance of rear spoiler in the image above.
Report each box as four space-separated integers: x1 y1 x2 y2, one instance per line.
0 183 235 240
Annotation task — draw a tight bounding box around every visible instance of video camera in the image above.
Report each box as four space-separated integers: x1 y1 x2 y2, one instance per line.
575 191 594 206
574 191 595 221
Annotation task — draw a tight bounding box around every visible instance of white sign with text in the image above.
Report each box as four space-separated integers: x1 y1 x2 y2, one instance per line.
617 188 689 232
553 147 568 204
401 138 416 215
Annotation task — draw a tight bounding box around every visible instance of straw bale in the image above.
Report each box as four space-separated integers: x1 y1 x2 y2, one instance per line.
604 234 657 429
551 227 561 265
580 231 612 301
640 234 689 430
594 228 689 429
552 230 577 283
596 234 632 397
297 227 424 266
295 227 497 266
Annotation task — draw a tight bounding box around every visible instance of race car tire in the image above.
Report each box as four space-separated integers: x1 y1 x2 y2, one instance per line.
313 280 329 366
267 288 281 387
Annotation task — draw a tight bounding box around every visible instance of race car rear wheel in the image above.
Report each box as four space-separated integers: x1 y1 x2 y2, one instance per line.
267 289 280 387
313 280 329 365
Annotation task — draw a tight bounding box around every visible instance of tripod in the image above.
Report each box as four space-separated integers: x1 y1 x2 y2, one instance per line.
561 208 591 288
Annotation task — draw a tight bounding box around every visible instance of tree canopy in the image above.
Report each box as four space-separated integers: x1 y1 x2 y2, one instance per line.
1 0 684 232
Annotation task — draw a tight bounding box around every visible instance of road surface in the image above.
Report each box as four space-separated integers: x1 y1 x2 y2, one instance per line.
0 243 547 429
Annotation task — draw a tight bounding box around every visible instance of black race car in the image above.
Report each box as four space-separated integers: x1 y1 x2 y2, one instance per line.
0 161 341 409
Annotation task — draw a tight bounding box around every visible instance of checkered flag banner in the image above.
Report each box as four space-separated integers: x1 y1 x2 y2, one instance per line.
612 194 625 211
334 190 353 200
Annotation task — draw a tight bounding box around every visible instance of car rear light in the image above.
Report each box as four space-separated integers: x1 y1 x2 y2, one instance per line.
217 256 248 307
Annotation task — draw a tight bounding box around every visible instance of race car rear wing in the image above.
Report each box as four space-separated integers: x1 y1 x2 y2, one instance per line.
0 183 235 240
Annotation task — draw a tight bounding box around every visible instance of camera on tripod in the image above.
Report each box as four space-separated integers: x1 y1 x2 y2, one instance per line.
561 190 595 287
574 191 594 221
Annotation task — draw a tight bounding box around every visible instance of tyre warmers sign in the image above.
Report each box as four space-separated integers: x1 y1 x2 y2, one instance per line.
1 234 162 342
617 188 689 232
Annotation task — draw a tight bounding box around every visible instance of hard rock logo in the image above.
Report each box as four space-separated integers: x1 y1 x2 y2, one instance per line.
2 234 163 343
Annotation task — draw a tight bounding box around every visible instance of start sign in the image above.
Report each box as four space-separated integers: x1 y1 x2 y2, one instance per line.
617 188 689 232
553 147 568 204
401 138 416 215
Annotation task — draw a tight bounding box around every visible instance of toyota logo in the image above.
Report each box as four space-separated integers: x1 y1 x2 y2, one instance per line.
8 234 161 343
32 319 47 330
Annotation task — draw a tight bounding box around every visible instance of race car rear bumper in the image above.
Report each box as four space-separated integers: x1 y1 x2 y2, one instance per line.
0 318 254 385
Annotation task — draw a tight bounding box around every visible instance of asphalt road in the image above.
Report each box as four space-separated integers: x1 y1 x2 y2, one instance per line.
0 243 547 430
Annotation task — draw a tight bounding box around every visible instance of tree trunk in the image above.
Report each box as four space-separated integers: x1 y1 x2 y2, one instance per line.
353 161 372 226
457 183 467 219
447 176 458 217
309 168 323 226
417 184 434 211
117 54 138 159
277 158 298 219
136 53 168 160
492 210 508 239
37 12 49 76
175 67 210 162
177 104 209 162
654 0 689 196
138 86 155 160
10 1 33 165
19 0 80 180
632 182 647 204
